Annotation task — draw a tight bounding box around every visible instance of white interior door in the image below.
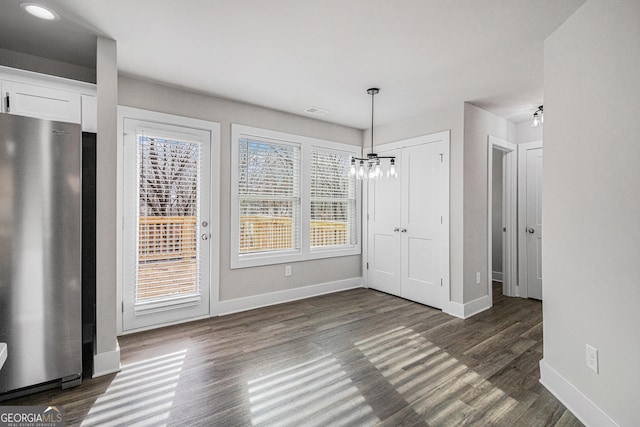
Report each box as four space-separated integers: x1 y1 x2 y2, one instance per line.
401 143 445 308
122 118 212 331
519 143 543 300
366 133 449 310
367 149 402 296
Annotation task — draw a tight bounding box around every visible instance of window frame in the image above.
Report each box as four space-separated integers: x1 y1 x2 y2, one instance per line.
231 124 361 269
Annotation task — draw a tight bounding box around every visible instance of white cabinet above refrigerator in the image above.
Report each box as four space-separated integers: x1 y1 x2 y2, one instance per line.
0 65 96 132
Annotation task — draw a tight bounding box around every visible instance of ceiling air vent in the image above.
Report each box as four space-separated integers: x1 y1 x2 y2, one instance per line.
304 106 330 116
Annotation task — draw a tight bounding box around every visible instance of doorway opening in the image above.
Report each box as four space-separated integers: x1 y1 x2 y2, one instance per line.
487 136 518 306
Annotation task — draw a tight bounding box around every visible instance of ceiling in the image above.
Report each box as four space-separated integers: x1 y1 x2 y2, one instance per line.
1 0 585 129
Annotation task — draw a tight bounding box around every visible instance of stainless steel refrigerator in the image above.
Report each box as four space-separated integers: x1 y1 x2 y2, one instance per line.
0 113 82 394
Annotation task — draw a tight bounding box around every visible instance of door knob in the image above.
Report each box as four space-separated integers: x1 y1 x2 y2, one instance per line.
393 227 400 232
201 234 209 240
401 228 407 233
526 227 535 234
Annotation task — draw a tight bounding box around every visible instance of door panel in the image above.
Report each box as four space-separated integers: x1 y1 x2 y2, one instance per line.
367 149 401 296
525 147 543 300
401 143 443 308
406 237 434 282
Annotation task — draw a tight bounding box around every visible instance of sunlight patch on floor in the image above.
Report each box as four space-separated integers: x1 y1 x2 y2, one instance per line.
81 349 187 427
248 354 379 427
355 326 519 425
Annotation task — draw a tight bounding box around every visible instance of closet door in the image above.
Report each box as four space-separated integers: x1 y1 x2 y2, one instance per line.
367 149 402 295
366 135 449 311
400 143 446 308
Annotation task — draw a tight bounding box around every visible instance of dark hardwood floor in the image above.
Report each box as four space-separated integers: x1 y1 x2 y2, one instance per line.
4 283 582 426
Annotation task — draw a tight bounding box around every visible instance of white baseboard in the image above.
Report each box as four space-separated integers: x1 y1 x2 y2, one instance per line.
444 301 464 318
492 271 503 282
444 295 491 319
93 341 121 378
539 359 618 427
217 277 363 316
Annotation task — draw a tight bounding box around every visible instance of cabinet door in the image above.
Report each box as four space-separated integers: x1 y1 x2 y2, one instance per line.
2 80 81 124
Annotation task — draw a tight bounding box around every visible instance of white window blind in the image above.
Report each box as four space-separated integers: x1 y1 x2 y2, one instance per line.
136 134 201 304
311 148 357 248
238 138 301 254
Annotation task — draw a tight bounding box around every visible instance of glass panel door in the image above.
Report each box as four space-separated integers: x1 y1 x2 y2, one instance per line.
123 119 211 331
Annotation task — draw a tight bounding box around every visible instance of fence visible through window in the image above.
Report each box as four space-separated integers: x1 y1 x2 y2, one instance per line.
135 135 201 304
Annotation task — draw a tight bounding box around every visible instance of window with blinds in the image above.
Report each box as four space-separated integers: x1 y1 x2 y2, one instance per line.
136 134 201 304
311 149 356 248
238 138 301 254
231 124 360 268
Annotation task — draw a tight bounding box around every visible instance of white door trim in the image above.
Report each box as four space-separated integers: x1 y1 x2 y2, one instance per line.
487 136 518 304
362 130 450 312
517 140 543 299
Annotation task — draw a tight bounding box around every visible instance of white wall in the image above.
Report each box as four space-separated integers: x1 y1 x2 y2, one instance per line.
94 37 120 374
515 120 543 144
0 47 96 83
491 149 503 276
462 103 516 302
364 102 465 303
542 0 640 425
118 76 362 301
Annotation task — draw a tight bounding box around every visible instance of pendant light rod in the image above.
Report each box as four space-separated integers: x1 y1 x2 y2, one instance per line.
368 88 378 155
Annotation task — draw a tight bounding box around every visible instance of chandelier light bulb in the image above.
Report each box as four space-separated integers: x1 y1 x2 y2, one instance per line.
388 162 397 179
349 159 356 176
532 105 543 127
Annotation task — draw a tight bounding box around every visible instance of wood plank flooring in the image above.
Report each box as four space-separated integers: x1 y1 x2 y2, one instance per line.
3 283 582 426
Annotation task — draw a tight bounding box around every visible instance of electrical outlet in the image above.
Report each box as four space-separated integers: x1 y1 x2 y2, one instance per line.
586 344 599 374
285 265 292 277
476 272 481 285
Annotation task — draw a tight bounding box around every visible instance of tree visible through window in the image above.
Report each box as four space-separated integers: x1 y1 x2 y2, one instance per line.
238 138 301 254
311 149 356 248
231 124 360 268
136 135 201 303
139 136 199 216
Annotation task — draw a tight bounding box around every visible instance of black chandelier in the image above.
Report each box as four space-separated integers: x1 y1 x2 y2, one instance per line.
349 88 397 180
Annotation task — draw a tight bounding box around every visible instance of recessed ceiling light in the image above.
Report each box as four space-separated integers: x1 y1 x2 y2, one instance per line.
20 3 60 21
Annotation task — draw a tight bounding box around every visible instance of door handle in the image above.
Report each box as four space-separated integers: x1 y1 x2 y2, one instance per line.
393 227 400 232
201 234 209 241
526 227 535 234
401 228 407 233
